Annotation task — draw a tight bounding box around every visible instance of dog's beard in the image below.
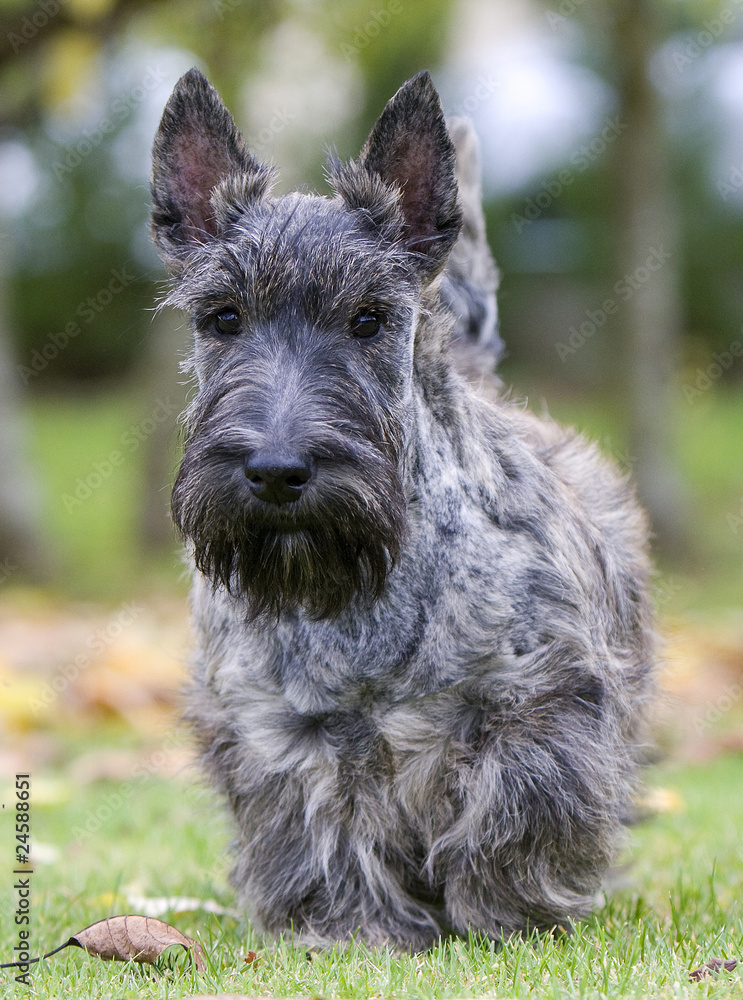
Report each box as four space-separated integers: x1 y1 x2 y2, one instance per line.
171 439 407 620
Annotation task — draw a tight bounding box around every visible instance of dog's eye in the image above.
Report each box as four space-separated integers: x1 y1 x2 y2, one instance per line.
350 313 382 339
213 309 241 336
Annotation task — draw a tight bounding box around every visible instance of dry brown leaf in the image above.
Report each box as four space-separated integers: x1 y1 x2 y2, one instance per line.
70 915 206 970
689 957 738 980
635 786 685 815
243 951 258 964
1 915 205 972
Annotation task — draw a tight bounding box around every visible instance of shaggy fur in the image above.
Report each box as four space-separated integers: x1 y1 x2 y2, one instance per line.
151 69 656 950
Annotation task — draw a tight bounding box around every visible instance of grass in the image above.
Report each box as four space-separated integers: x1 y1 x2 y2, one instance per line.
1 747 742 998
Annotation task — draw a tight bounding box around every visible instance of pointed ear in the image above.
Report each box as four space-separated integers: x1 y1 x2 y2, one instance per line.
150 68 271 266
358 71 462 280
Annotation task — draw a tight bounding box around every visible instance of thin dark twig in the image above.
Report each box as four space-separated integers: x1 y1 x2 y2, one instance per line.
1 939 71 968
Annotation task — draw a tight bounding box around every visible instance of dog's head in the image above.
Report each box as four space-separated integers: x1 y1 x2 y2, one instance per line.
151 70 462 619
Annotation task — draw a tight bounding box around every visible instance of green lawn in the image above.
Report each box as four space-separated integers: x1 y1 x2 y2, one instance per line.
1 751 741 998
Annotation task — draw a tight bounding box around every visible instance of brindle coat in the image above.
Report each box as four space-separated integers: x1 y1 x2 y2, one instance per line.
151 69 655 949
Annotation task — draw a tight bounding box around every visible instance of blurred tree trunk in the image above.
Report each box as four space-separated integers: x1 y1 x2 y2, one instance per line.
139 308 188 549
0 267 52 581
612 0 689 558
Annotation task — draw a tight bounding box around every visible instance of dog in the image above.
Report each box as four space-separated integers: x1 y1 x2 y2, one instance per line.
150 68 656 950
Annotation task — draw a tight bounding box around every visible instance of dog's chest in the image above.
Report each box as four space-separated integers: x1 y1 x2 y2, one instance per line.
222 602 513 786
199 504 545 780
234 668 474 789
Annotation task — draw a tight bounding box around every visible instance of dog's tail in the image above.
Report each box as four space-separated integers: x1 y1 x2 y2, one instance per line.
441 117 504 377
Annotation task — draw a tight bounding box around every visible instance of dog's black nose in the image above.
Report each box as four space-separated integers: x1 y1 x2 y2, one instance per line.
245 451 313 505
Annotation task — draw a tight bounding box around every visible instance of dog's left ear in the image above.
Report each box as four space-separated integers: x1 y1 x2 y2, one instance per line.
358 71 462 280
151 68 272 268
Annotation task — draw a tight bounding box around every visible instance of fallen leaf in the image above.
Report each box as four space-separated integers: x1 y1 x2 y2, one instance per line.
24 777 71 806
1 915 206 972
689 957 738 980
636 786 685 815
244 951 258 964
70 748 145 784
71 915 206 970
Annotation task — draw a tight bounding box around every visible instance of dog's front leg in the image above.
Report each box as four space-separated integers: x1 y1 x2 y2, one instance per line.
429 706 630 941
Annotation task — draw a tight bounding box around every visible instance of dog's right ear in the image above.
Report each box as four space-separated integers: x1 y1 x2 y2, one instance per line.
151 68 271 268
331 71 461 282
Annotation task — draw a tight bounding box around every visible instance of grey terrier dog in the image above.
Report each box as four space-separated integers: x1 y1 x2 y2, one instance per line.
150 69 655 950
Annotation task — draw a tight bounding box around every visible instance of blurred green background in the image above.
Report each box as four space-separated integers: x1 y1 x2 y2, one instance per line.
1 4 742 983
0 0 741 616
